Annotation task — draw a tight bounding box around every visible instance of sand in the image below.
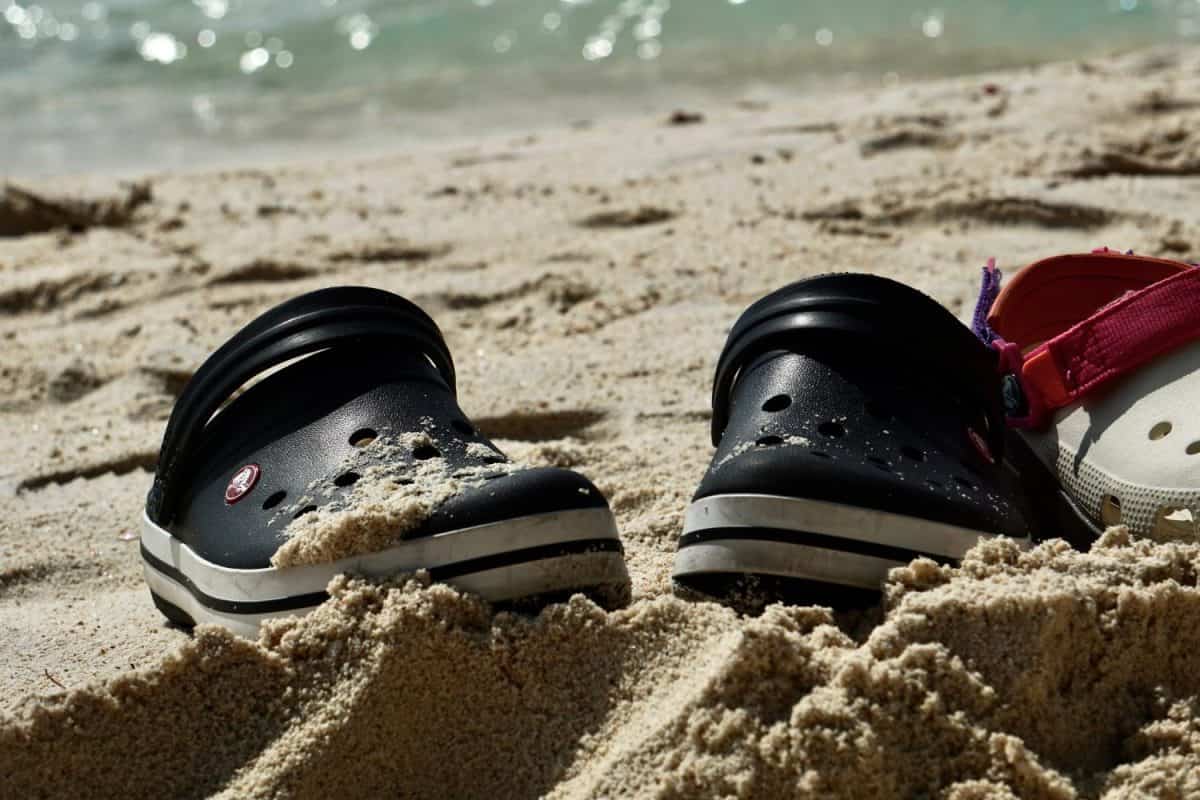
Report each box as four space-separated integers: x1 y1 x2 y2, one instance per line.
271 430 521 569
4 46 1200 798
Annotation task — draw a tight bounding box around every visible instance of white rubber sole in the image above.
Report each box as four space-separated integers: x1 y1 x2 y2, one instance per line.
141 507 628 638
673 494 1029 592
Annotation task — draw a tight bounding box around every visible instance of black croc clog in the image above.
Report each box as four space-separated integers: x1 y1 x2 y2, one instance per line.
672 274 1032 607
141 287 629 636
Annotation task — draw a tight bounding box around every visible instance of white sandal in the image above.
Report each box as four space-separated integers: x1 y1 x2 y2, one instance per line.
974 250 1200 543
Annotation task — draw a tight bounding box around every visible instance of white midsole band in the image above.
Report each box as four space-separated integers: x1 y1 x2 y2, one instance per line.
144 544 629 639
681 494 1029 559
672 540 907 590
142 565 323 637
140 506 620 605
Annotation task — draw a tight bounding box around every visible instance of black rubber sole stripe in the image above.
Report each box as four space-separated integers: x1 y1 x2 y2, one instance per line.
426 537 623 581
677 526 961 567
142 545 330 614
141 537 625 615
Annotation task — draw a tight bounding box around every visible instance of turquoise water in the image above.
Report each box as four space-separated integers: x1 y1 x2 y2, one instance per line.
1 0 1194 176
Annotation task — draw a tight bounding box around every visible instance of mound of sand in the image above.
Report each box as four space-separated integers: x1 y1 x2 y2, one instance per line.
6 534 1200 798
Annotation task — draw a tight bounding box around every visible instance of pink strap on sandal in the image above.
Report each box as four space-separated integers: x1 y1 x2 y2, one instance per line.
974 251 1200 542
994 267 1200 428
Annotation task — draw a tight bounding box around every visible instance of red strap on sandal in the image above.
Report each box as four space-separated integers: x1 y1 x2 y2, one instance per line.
987 251 1189 346
995 267 1200 428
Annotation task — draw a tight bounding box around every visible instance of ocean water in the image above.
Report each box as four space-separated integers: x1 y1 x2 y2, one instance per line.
1 0 1195 176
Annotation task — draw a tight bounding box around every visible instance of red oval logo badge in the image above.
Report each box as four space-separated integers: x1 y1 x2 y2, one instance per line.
225 464 261 504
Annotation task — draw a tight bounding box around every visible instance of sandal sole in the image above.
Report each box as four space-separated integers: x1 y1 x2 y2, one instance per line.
141 507 628 637
673 494 1029 601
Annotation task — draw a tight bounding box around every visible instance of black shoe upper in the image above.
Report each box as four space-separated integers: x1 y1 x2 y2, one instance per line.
696 274 1032 540
148 287 608 571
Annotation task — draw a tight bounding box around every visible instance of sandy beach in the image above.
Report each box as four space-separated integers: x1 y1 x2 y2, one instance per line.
4 46 1200 798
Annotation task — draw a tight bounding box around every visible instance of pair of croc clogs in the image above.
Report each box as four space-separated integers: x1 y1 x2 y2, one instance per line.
140 250 1200 636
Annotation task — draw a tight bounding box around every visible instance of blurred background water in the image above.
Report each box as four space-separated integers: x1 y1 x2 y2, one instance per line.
1 0 1196 177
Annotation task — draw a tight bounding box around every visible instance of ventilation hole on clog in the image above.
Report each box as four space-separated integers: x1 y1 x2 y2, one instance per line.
262 490 286 510
818 421 846 439
810 450 832 460
868 456 891 472
901 445 925 463
413 444 441 460
333 472 360 488
350 428 378 448
394 478 414 486
756 435 784 447
954 476 975 490
1101 495 1123 527
927 479 943 489
1154 506 1197 537
1149 421 1173 440
762 394 791 413
1187 441 1200 456
864 401 892 421
293 504 318 519
451 419 475 436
